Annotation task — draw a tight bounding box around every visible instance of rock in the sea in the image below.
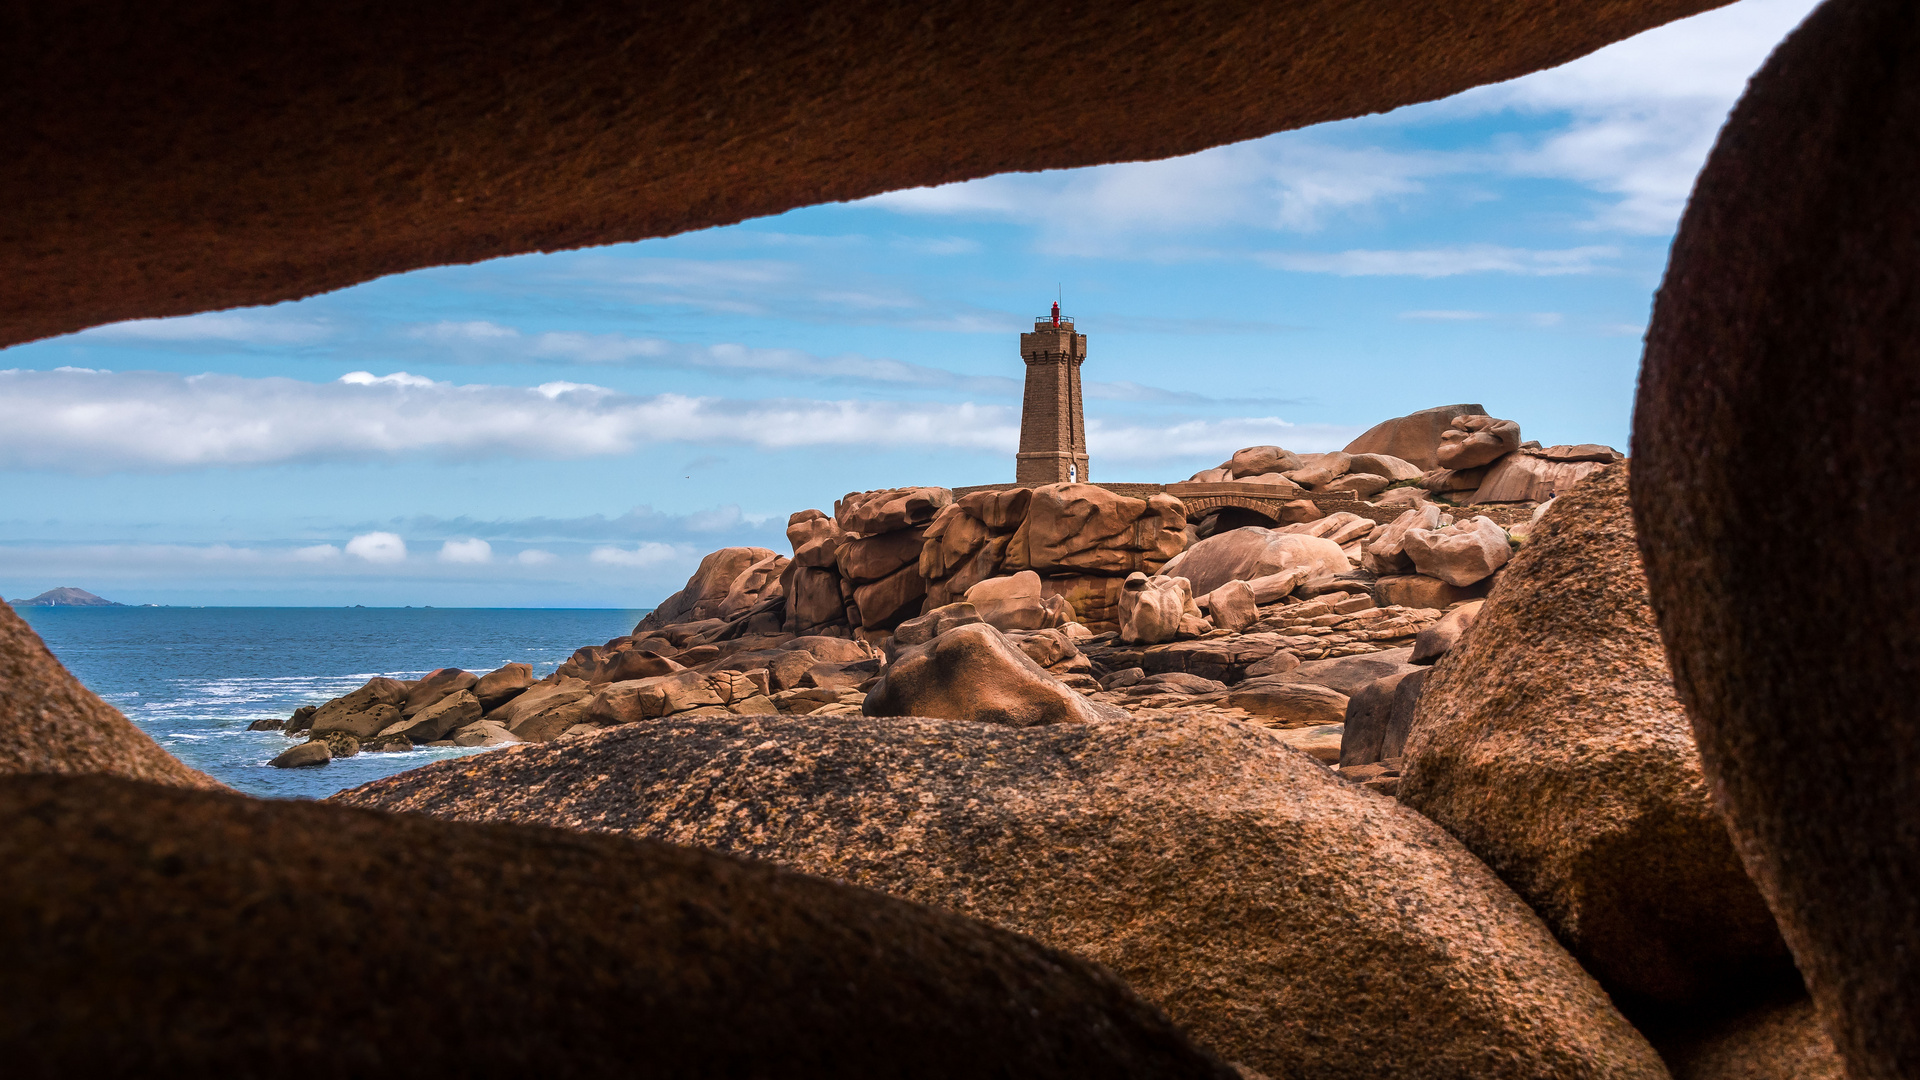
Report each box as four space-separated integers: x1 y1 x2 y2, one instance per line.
308 678 410 738
472 662 534 710
267 741 331 768
450 720 523 747
3 771 1231 1078
1435 414 1522 470
864 623 1122 727
1343 404 1488 471
1411 599 1484 664
489 677 593 739
1159 527 1347 598
1402 515 1511 587
1401 464 1793 1012
1119 572 1191 646
401 668 477 717
342 712 1671 1080
380 689 481 744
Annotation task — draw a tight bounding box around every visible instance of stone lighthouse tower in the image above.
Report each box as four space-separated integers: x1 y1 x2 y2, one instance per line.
1015 302 1089 484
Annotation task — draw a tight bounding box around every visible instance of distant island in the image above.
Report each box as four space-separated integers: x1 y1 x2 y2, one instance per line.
9 587 123 607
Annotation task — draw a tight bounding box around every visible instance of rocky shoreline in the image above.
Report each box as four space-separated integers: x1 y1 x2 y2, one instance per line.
239 408 1842 1076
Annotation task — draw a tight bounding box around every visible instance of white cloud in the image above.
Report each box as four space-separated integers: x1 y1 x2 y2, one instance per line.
345 532 407 563
590 543 683 568
290 544 342 561
79 311 334 346
515 549 557 566
438 538 492 564
339 370 435 388
1259 245 1617 278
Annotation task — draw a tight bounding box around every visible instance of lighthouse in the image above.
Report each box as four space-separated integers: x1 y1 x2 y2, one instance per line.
1014 302 1089 485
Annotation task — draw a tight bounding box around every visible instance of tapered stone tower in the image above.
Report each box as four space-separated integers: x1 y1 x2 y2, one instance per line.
1016 303 1089 484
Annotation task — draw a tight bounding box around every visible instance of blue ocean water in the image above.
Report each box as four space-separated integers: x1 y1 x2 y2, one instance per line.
16 607 647 800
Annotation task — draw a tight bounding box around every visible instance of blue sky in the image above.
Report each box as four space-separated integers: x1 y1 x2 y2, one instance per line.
0 0 1819 607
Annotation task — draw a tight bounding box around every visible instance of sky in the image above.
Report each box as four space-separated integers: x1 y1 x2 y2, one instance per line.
0 0 1821 608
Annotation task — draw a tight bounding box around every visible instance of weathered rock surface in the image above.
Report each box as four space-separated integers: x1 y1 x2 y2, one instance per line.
1411 599 1484 664
1401 465 1793 1013
342 712 1672 1080
1219 444 1304 477
381 689 481 744
1470 450 1609 504
1634 5 1920 1073
1119 572 1193 646
268 741 331 769
1343 404 1488 471
1007 484 1186 577
1338 668 1428 767
0 604 220 790
1374 573 1488 610
1362 504 1446 575
1160 528 1347 598
2 772 1231 1077
1224 679 1349 727
636 547 778 630
864 623 1122 726
471 662 533 710
1202 579 1257 632
1435 414 1522 470
401 668 477 717
1403 515 1512 587
1660 997 1844 1080
1271 648 1418 696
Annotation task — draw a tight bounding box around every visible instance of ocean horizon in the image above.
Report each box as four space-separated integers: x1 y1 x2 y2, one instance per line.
18 605 651 800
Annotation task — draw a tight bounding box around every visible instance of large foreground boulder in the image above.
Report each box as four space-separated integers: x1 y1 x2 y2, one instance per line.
0 604 220 790
1634 2 1920 1076
344 712 1673 1080
2 772 1231 1078
1401 465 1792 1014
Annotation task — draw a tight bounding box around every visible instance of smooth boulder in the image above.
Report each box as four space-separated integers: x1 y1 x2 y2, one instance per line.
1435 415 1522 470
1119 572 1192 646
2 772 1231 1078
864 623 1122 727
472 662 534 710
1159 527 1347 598
1401 465 1793 1013
1343 404 1488 471
1403 515 1511 587
342 712 1672 1080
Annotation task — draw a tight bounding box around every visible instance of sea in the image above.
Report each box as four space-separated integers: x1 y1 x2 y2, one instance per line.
16 606 649 801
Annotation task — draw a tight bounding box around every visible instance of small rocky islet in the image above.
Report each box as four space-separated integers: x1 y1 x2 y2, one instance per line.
250 406 1839 1077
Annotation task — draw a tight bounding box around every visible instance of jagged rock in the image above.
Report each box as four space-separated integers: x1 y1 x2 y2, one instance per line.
719 554 789 619
472 662 533 710
836 486 952 535
1402 465 1793 1012
268 741 331 768
1119 572 1192 646
785 508 843 567
401 668 477 717
380 689 481 744
1470 452 1609 504
1403 516 1512 587
837 527 927 584
1202 580 1257 632
636 547 780 631
1363 504 1445 575
341 712 1670 1080
285 705 318 734
1411 599 1484 664
489 677 592 737
1005 484 1186 578
1435 415 1522 470
1160 527 1348 598
1338 669 1428 767
246 717 283 732
865 623 1122 726
0 605 223 790
849 562 928 631
1343 405 1489 471
782 565 848 634
1042 574 1126 634
4 772 1230 1077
